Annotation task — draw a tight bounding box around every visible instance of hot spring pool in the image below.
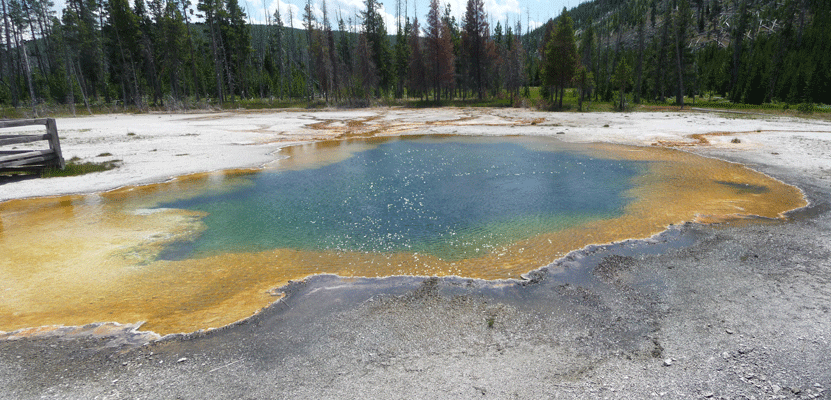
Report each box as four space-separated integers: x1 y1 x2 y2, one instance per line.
0 135 806 334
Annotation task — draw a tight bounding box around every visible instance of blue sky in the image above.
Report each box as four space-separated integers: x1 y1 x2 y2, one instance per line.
50 0 590 34
230 0 589 33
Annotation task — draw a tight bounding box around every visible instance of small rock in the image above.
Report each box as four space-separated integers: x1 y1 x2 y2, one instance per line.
556 131 565 135
663 358 673 366
725 329 734 334
177 357 188 363
815 383 823 388
703 391 714 398
771 384 781 393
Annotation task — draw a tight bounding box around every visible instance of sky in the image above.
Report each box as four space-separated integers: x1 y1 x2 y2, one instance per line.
49 0 591 35
250 0 590 33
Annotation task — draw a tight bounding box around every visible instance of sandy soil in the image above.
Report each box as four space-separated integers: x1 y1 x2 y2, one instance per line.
1 108 830 399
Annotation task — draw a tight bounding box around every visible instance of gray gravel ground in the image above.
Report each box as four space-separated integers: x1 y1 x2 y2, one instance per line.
2 130 830 399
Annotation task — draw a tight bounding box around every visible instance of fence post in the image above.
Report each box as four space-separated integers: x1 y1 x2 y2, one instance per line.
45 118 65 169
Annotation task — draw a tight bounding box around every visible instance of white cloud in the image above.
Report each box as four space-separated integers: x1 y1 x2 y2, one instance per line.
483 0 521 25
527 19 543 30
265 0 308 28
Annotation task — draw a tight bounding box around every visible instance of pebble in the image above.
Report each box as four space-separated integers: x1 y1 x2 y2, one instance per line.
663 358 673 366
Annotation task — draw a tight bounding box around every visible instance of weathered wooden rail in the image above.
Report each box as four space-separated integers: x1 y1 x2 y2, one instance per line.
0 118 64 173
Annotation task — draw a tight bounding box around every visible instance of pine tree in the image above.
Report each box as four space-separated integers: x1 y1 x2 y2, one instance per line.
180 0 201 100
337 14 352 99
461 0 489 99
612 58 632 110
393 18 410 99
503 22 526 105
198 0 225 103
222 0 250 99
271 5 285 99
1 0 20 107
407 16 426 99
362 0 391 95
134 0 161 105
674 0 692 107
729 0 749 102
541 7 578 109
425 0 453 101
575 65 594 111
105 0 143 107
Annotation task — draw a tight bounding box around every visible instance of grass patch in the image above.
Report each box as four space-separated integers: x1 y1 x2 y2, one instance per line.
42 157 120 178
4 90 827 120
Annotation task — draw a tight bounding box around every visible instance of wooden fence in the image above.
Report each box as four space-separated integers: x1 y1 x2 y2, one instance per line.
0 118 65 173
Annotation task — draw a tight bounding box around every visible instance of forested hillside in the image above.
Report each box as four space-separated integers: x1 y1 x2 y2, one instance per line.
0 0 828 114
560 0 831 106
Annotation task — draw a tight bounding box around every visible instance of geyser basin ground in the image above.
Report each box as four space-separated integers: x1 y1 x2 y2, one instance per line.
0 135 805 335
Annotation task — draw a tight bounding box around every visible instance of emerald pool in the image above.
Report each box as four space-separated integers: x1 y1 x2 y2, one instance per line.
1 134 806 335
157 136 645 261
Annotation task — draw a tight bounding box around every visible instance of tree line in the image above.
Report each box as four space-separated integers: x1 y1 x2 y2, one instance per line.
569 0 831 108
0 0 828 115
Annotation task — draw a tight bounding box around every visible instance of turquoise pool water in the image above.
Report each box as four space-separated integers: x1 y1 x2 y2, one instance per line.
157 136 646 261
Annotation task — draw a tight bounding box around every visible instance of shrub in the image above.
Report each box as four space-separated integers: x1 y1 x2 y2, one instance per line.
797 102 814 114
42 158 120 178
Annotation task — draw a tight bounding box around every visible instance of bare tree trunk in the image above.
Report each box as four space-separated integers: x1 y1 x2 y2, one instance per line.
21 0 47 75
74 58 93 115
795 0 806 47
99 4 110 103
181 0 201 101
1 0 20 107
206 14 224 104
62 47 76 116
21 39 38 116
634 20 645 103
675 34 685 108
658 17 670 102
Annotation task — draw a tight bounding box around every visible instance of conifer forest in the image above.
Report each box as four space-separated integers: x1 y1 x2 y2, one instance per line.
0 0 829 113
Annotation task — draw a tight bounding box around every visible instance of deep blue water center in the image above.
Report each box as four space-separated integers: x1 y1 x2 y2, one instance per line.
157 136 645 261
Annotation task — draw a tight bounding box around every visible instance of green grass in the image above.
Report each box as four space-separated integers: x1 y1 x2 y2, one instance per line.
4 90 828 119
41 157 120 178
